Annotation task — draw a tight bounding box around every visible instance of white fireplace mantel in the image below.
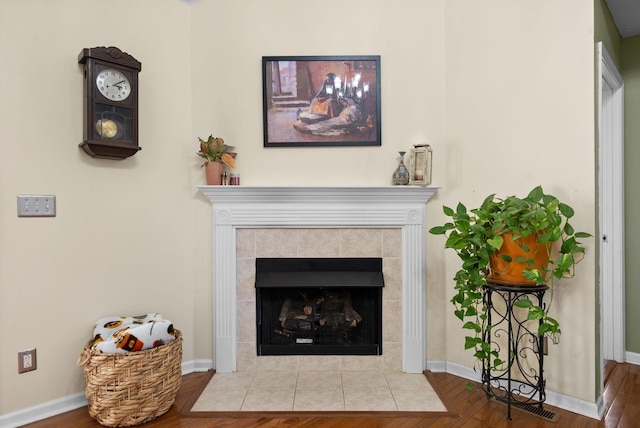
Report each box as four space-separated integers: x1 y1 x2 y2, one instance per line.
198 186 438 373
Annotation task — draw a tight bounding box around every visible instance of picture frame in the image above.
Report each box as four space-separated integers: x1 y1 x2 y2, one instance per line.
262 55 381 147
409 144 433 186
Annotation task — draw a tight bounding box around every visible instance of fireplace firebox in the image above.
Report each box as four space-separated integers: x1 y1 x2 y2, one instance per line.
256 257 384 356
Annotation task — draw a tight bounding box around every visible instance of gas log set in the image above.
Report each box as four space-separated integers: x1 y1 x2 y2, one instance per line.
274 289 363 341
255 258 384 356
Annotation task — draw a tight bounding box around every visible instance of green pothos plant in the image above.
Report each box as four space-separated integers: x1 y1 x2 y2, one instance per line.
429 186 591 373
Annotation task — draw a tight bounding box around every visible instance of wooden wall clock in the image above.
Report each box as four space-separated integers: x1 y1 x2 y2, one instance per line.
78 46 142 159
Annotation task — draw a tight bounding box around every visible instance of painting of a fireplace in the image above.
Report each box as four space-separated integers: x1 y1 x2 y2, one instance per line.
256 257 384 356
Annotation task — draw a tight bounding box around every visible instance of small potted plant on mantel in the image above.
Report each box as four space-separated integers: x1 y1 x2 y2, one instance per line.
429 185 591 374
197 135 236 185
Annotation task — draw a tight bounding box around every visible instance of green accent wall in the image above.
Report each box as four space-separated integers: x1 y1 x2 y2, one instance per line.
622 35 640 353
594 0 640 356
594 0 622 68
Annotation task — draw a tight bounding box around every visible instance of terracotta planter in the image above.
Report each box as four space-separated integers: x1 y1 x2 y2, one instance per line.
204 162 223 185
488 232 550 286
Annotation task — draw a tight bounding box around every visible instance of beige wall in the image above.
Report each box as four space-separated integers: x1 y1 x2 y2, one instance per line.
440 0 596 400
0 0 597 417
0 0 194 415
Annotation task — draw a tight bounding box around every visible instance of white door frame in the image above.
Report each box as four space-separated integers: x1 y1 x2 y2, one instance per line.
597 42 625 365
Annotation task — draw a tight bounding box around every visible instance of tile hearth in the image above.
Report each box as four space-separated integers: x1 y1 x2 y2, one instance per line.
191 370 447 412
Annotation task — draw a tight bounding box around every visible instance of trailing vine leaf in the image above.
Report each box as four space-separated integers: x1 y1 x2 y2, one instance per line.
429 225 450 235
487 236 504 250
465 336 481 350
514 298 533 309
527 306 545 320
463 321 482 333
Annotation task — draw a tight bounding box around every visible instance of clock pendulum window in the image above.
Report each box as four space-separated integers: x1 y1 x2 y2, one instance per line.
78 46 142 160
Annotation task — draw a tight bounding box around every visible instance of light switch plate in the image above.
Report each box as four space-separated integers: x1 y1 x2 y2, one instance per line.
17 195 56 217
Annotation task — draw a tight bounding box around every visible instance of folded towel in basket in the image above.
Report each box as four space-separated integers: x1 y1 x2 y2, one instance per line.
89 313 176 353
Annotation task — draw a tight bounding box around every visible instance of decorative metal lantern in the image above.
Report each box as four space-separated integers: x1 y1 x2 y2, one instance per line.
409 144 433 186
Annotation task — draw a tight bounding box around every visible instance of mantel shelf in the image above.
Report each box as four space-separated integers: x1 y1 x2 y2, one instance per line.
197 185 440 205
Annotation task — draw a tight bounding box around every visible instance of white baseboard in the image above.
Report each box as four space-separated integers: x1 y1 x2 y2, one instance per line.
545 388 603 420
626 351 640 365
438 360 483 382
182 358 214 373
425 359 447 373
0 392 88 428
426 359 602 420
0 359 213 428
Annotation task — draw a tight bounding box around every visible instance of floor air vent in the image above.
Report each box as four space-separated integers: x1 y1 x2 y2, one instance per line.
493 397 559 422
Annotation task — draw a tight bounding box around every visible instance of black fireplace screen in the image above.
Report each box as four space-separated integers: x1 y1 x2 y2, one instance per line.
256 258 384 356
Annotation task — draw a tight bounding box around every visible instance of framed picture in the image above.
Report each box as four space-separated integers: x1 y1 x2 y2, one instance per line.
262 55 381 147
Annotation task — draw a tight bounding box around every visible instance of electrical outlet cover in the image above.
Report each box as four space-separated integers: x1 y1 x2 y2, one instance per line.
18 349 37 373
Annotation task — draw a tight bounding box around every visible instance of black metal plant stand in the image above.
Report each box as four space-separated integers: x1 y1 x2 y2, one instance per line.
482 281 548 420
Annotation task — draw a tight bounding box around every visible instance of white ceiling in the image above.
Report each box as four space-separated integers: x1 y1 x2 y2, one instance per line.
606 0 640 38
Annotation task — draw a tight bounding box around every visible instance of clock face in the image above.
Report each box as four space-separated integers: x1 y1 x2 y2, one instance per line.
96 69 131 101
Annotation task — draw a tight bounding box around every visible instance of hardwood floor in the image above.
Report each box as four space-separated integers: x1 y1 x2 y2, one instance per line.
22 361 638 427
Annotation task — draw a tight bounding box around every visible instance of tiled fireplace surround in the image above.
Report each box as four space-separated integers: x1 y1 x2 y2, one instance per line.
199 186 437 374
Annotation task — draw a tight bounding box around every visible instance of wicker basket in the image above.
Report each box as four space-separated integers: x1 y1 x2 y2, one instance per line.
77 330 182 427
